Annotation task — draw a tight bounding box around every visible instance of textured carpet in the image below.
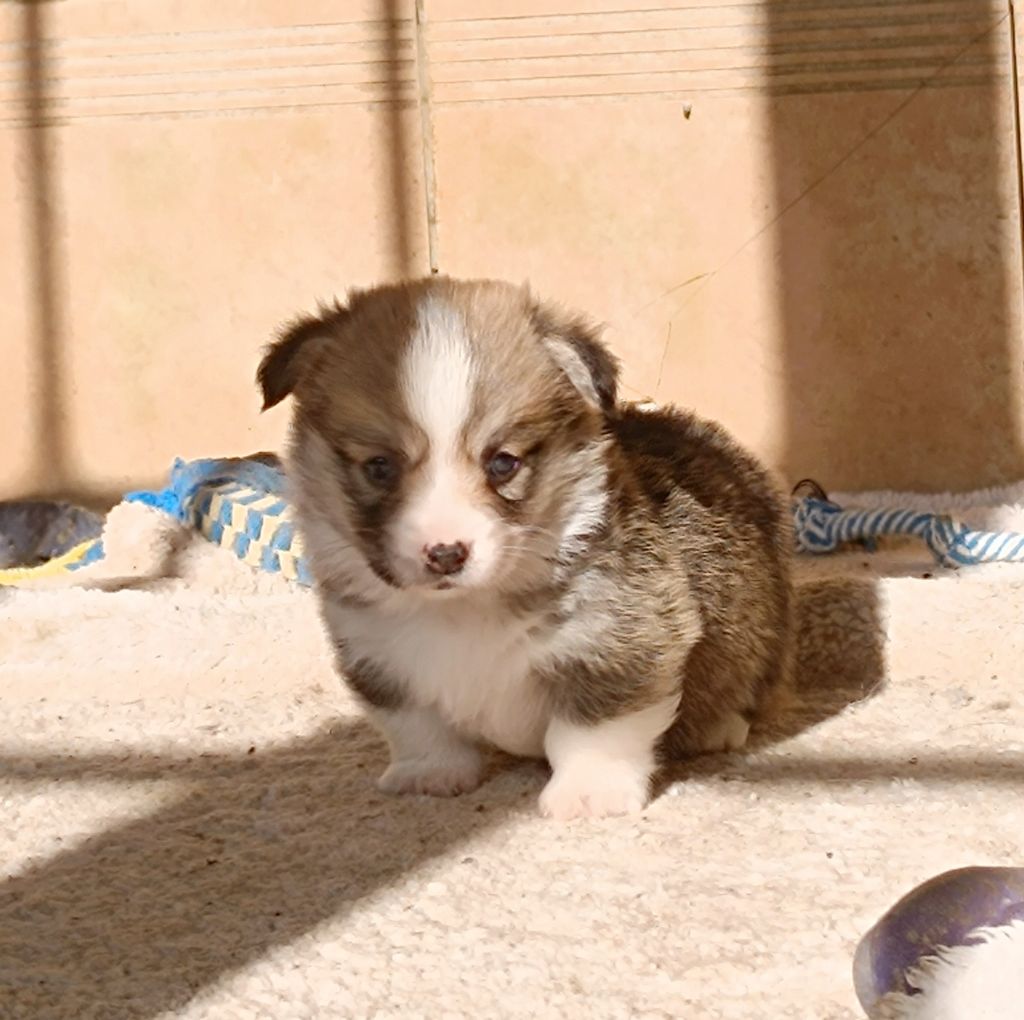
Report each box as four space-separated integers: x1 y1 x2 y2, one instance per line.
2 487 1024 1019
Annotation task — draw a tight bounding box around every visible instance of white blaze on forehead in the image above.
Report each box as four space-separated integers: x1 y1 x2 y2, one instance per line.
393 295 498 584
400 296 476 454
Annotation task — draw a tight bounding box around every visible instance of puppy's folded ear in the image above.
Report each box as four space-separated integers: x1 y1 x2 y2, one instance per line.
257 301 348 410
529 296 620 415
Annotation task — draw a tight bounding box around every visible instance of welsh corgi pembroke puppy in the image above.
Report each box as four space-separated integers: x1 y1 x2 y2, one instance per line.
258 277 794 819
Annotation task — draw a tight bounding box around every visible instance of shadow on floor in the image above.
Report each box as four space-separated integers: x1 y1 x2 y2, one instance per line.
765 575 886 745
3 565 1022 1016
0 720 540 1019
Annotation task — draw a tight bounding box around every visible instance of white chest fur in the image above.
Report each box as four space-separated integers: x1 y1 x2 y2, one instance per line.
323 596 551 758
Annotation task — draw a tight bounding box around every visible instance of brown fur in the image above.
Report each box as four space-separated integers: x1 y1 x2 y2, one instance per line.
258 276 794 770
260 278 609 599
610 405 793 754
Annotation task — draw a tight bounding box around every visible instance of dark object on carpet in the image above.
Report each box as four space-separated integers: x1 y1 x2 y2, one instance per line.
0 501 105 569
853 865 1024 1015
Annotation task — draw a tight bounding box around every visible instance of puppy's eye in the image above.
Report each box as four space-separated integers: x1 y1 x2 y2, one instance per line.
485 451 521 486
363 455 399 487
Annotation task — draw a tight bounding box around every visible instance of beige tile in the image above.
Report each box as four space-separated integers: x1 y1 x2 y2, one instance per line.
766 20 1024 492
423 3 782 403
426 0 788 403
431 94 782 402
427 0 1024 490
3 0 1023 499
1 0 427 501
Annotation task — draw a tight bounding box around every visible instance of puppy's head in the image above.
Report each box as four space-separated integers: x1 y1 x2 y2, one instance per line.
259 277 618 597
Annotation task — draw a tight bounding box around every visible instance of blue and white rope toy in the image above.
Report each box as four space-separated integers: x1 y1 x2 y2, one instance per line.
6 462 1024 587
135 456 314 586
0 455 313 587
791 479 1024 568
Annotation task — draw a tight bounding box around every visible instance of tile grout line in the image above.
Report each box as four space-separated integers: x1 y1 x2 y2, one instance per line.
414 0 440 274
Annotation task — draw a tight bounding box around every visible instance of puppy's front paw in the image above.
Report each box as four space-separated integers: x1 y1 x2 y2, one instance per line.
377 756 483 798
539 763 650 820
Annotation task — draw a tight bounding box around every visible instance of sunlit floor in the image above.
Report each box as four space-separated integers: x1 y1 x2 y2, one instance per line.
2 507 1023 1019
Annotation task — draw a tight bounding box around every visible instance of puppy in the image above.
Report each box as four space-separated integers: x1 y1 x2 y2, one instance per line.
258 277 794 819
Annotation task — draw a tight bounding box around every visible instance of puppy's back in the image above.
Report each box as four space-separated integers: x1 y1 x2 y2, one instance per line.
613 404 789 548
612 403 794 755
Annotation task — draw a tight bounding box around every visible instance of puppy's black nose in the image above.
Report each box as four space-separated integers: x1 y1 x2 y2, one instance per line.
425 542 469 576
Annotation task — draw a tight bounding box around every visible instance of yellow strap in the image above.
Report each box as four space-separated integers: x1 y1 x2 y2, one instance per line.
0 538 99 587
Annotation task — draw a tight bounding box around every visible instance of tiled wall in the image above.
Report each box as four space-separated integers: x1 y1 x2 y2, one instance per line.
3 0 1022 502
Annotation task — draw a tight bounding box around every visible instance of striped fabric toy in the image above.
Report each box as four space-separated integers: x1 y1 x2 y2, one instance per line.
135 455 314 586
6 458 1024 588
0 456 313 588
189 468 312 586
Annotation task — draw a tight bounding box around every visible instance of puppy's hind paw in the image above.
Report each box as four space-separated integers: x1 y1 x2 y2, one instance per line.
699 711 751 753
